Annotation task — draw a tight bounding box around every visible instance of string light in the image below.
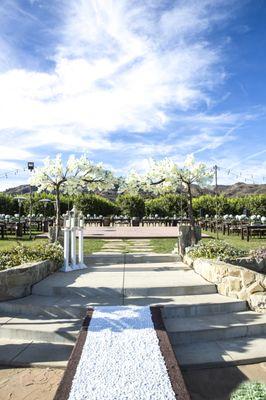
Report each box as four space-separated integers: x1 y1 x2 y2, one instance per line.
0 164 28 180
218 166 265 184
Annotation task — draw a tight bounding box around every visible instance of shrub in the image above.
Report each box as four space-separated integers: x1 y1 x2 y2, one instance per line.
145 194 187 217
187 240 247 261
0 241 63 270
116 194 145 218
76 194 119 216
230 382 266 400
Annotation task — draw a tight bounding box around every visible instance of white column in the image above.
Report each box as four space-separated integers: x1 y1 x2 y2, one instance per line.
70 227 77 268
60 228 73 272
77 228 87 269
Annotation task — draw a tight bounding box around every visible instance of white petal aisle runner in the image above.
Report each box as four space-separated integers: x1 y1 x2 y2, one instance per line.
68 306 176 400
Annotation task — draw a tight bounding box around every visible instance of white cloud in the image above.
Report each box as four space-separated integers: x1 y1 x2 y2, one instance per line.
0 0 264 187
0 0 229 137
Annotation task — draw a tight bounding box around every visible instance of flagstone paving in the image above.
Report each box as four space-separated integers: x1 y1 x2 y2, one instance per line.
0 367 64 400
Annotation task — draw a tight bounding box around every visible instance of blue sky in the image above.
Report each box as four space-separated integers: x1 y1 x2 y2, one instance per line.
0 0 265 189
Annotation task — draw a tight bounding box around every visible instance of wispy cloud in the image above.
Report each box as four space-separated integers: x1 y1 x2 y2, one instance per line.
0 0 264 186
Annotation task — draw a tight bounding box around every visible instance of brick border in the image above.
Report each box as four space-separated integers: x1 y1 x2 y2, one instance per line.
54 308 94 400
54 306 190 400
150 306 191 400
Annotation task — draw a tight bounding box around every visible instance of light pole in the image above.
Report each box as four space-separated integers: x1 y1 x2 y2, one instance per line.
15 196 26 237
214 165 219 239
28 162 34 240
38 198 52 232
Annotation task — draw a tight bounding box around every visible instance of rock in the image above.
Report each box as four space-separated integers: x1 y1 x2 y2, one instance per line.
241 269 255 287
217 281 229 296
183 254 194 268
238 288 249 300
246 281 264 296
249 292 266 313
228 277 242 292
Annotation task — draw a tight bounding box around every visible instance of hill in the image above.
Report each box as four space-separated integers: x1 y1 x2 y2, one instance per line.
3 182 266 198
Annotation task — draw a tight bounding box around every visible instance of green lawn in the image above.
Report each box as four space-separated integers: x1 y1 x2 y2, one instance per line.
202 230 266 251
150 238 177 253
83 239 105 254
0 236 47 251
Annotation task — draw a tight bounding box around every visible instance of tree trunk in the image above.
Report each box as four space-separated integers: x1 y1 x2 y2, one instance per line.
55 186 60 241
187 183 196 245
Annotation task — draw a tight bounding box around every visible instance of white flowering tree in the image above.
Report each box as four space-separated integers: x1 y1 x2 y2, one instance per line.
31 154 115 240
125 155 213 244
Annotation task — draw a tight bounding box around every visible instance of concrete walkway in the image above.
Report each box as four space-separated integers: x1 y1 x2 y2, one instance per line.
0 252 265 374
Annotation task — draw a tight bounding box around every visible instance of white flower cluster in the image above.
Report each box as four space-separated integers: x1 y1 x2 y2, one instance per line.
124 154 213 194
30 154 116 195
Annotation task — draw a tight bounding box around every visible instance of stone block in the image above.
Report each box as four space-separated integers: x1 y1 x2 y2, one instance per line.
246 281 264 296
183 254 194 268
238 288 248 300
228 277 242 292
249 292 266 313
241 269 255 287
217 281 229 296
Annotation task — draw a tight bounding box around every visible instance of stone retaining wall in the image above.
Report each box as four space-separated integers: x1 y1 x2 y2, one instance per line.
0 260 59 301
183 255 266 313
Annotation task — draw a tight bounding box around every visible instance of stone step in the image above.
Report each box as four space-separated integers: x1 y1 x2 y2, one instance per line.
84 253 180 264
0 338 73 368
0 315 80 344
173 336 266 369
161 294 247 317
33 283 217 298
0 293 246 318
124 284 217 297
0 295 90 319
165 311 266 345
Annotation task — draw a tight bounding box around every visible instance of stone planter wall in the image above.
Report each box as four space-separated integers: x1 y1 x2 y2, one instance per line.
183 255 266 313
0 260 60 301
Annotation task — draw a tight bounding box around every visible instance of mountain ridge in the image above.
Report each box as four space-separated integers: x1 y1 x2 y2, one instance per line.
3 182 266 198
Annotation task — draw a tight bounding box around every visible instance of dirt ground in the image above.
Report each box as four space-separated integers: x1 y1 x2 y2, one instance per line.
182 362 266 400
0 367 64 400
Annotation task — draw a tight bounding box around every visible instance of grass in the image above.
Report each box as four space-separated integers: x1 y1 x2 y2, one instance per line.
202 230 266 251
83 239 105 254
150 238 177 253
0 237 47 251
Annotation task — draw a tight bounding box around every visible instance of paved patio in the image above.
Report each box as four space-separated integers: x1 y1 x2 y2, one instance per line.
83 226 210 239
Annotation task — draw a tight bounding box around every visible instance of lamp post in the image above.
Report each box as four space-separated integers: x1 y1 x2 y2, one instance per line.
15 196 26 237
27 162 34 240
38 198 52 232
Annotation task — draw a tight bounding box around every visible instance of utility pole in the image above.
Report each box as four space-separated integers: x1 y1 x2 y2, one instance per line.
28 162 35 240
214 165 219 239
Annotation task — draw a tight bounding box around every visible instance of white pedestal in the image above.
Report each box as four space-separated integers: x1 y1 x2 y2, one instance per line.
61 223 87 272
60 228 73 272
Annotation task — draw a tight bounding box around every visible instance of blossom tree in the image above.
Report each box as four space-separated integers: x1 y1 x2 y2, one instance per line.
125 155 213 245
31 154 115 240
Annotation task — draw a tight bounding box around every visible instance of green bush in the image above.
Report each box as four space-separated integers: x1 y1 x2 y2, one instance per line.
23 193 71 217
0 193 18 214
116 194 145 218
76 194 119 216
230 382 266 400
145 194 187 217
192 194 266 217
0 241 63 270
187 240 247 261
